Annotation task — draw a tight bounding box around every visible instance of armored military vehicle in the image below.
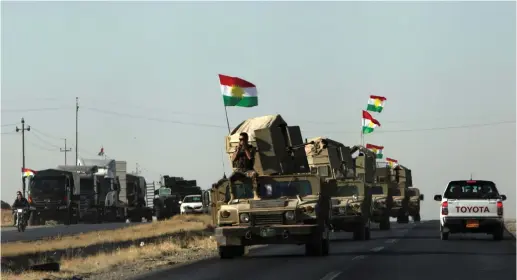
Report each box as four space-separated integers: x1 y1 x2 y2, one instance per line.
153 176 201 220
377 162 413 223
374 165 399 230
202 114 333 259
305 137 374 240
407 187 424 222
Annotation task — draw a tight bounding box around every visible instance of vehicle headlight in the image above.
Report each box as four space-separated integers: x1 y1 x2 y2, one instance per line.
284 211 295 220
239 213 250 223
220 210 231 218
352 195 358 201
338 207 346 214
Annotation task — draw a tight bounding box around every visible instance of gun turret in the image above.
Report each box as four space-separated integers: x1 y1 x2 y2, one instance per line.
226 114 311 176
305 137 354 179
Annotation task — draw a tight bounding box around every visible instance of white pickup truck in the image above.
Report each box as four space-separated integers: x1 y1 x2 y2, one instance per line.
434 180 507 241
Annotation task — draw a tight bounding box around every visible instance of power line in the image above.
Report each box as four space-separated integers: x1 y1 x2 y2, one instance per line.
83 107 227 129
26 139 59 151
1 107 69 113
30 130 62 149
1 123 17 127
30 127 64 140
306 120 516 135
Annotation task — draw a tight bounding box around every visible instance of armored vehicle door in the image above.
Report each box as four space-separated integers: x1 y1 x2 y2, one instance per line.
209 178 230 225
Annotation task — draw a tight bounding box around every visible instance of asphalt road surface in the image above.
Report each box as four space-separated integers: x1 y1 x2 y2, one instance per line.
1 222 138 243
135 220 516 280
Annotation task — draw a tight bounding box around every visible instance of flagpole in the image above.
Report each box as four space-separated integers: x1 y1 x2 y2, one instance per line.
224 105 231 134
360 111 365 146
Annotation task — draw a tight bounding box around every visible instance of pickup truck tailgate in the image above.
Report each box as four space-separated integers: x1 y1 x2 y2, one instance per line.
447 199 499 218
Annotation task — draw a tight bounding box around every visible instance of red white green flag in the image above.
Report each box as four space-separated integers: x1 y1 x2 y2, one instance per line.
386 158 398 168
362 110 381 134
366 95 387 113
219 74 258 107
366 144 384 159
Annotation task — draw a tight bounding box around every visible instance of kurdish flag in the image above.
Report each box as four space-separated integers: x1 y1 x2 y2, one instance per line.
366 95 387 113
218 74 258 107
366 144 384 159
362 110 381 134
21 167 36 178
386 158 398 168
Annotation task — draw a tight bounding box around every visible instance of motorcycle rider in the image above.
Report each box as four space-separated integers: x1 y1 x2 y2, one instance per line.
12 191 29 226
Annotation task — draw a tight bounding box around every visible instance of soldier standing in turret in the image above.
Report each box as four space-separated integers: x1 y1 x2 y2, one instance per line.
229 132 259 199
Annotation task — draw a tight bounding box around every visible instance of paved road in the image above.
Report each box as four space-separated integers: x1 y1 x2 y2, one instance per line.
135 220 516 280
1 222 139 243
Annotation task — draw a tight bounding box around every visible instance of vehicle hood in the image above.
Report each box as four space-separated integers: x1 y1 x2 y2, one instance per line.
226 196 318 212
331 196 365 206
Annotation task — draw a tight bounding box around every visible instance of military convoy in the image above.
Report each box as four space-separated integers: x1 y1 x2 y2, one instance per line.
200 114 425 259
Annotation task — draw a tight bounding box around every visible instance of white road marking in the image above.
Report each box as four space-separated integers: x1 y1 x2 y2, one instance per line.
352 255 365 261
370 246 384 252
385 239 398 244
320 271 343 280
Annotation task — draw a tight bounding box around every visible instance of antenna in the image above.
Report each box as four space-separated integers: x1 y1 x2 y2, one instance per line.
470 173 473 180
220 147 226 177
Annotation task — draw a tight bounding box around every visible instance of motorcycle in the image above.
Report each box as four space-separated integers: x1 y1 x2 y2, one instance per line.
15 208 28 232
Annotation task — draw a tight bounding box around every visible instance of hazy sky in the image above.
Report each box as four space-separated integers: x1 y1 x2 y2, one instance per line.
1 1 515 218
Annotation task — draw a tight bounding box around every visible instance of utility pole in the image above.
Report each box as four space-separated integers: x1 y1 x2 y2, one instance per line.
60 138 72 165
16 118 30 196
75 97 79 166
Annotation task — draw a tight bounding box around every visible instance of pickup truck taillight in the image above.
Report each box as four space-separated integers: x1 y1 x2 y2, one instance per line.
441 201 448 215
28 196 33 204
64 196 68 203
497 201 503 216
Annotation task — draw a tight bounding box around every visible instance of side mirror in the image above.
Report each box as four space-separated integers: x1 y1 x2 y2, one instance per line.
202 191 210 207
433 195 442 201
500 194 507 201
419 194 424 201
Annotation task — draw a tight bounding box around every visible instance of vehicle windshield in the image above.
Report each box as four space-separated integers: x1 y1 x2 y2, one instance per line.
230 183 254 200
259 180 313 198
407 189 418 196
444 180 500 199
183 196 201 203
30 176 66 195
392 189 402 196
335 185 359 197
158 188 171 196
370 186 384 195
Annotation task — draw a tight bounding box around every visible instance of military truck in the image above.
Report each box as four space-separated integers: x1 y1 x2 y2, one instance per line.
305 137 374 240
376 162 413 223
26 168 81 226
202 114 333 259
56 159 153 223
152 176 202 220
407 187 424 222
374 164 400 230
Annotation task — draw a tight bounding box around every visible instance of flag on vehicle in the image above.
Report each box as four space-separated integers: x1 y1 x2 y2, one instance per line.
366 95 387 113
386 158 398 168
98 147 105 156
362 110 381 134
219 74 258 107
21 168 36 178
366 144 384 159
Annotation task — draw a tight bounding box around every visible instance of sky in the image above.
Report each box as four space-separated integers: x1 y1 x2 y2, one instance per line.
1 1 515 219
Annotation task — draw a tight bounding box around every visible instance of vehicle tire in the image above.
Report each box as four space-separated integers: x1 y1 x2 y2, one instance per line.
305 229 325 256
413 214 421 222
493 226 504 241
218 245 244 259
365 226 371 240
397 214 409 224
379 218 390 230
440 226 449 240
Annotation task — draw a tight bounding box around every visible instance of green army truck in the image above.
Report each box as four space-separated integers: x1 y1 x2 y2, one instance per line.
202 114 333 259
374 165 399 230
305 137 374 240
407 187 424 222
153 176 201 220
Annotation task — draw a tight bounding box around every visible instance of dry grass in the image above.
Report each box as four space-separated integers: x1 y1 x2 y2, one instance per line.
1 214 213 257
1 210 13 227
2 231 217 280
